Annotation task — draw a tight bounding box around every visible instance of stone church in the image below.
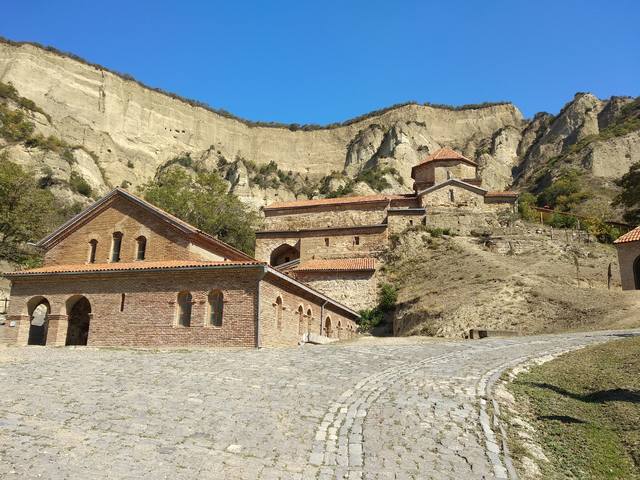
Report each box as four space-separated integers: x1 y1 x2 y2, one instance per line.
255 148 518 310
614 226 640 290
1 188 358 348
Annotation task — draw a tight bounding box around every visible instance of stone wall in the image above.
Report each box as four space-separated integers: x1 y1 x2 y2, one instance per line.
255 226 388 264
420 185 485 210
387 212 427 235
616 242 640 290
289 271 377 312
263 203 387 230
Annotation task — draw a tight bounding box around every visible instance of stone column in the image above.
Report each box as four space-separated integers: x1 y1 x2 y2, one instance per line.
6 315 29 346
49 314 69 346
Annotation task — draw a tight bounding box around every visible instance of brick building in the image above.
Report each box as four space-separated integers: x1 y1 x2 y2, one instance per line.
614 226 640 290
255 148 518 310
2 188 358 348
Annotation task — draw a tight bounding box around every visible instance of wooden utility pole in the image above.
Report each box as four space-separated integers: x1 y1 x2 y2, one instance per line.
607 263 612 290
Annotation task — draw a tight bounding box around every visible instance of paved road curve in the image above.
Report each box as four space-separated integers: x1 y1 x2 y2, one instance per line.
0 330 635 479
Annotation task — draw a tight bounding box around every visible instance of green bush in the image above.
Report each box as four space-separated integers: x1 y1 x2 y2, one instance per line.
69 172 92 197
537 169 590 211
547 213 578 229
140 168 260 254
518 192 538 220
357 282 398 332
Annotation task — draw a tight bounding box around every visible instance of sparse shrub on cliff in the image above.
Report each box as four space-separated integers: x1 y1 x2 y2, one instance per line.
0 104 35 141
127 160 134 169
69 171 92 197
0 81 49 120
614 161 640 225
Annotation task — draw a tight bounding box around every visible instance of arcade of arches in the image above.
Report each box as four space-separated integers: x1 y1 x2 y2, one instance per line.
23 295 92 347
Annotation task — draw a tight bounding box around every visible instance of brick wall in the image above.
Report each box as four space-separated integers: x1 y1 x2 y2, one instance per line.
258 274 357 347
5 268 262 348
44 197 225 265
289 270 377 312
616 242 640 290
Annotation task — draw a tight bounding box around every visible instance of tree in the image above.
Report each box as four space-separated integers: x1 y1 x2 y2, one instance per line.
0 157 59 264
614 162 640 224
140 168 260 255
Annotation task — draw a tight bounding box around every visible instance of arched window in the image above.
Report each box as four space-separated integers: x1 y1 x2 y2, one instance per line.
208 290 223 327
306 308 313 334
634 255 640 289
88 239 98 263
297 305 304 335
177 291 192 327
111 232 123 262
448 189 455 203
136 236 147 261
120 293 126 312
325 316 332 338
275 296 283 330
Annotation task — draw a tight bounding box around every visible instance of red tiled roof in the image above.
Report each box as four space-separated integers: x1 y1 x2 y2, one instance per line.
265 194 412 211
4 260 264 276
292 258 376 272
485 191 519 197
614 226 640 244
417 147 478 167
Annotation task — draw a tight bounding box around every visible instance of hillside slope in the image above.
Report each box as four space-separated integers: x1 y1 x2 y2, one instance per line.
387 225 640 337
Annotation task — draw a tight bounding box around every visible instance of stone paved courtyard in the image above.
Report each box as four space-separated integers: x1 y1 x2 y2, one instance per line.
0 330 636 479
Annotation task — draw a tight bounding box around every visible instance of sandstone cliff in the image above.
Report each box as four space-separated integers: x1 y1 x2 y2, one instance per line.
0 39 638 217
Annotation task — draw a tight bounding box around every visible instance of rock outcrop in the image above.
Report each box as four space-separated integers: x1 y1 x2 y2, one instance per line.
0 39 638 215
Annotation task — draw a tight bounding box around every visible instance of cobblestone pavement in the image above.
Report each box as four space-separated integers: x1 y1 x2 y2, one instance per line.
0 330 636 479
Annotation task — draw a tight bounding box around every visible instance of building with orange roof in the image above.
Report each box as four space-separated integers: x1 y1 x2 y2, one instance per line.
1 188 358 348
254 147 519 310
614 226 640 290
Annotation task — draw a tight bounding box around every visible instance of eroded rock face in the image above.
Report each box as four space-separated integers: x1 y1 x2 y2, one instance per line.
0 42 525 207
0 41 638 212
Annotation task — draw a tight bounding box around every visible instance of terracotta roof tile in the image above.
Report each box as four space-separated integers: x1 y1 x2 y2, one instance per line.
265 194 412 210
419 147 477 166
485 191 519 197
4 260 264 276
292 258 376 272
614 226 640 244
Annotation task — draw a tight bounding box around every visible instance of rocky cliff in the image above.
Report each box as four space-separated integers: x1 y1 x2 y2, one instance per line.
0 39 638 216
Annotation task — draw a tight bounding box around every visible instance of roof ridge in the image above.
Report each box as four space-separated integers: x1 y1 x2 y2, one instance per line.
37 187 254 261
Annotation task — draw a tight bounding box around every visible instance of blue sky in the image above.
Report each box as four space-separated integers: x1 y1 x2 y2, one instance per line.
2 0 639 123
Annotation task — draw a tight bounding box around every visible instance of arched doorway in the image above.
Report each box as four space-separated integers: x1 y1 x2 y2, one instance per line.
325 317 332 338
270 243 300 267
635 256 640 289
27 296 50 346
66 296 91 346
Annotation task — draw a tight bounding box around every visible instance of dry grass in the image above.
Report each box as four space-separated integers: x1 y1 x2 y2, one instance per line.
385 224 640 337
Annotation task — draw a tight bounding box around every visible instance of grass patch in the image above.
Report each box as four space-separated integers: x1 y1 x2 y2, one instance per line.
508 336 640 479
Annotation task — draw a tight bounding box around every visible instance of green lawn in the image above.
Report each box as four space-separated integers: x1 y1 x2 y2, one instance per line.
507 335 640 479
